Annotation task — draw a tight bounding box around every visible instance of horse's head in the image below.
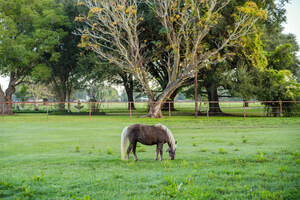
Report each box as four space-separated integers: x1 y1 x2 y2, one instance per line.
167 141 177 160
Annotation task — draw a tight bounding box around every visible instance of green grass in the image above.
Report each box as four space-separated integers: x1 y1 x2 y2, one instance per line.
0 114 299 199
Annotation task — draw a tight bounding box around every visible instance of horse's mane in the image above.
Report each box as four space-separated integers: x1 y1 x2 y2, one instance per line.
154 123 176 151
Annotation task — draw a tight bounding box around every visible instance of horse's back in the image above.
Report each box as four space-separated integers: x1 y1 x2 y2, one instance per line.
127 124 167 145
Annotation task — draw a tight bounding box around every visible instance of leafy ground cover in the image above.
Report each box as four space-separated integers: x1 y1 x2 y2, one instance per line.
0 114 299 199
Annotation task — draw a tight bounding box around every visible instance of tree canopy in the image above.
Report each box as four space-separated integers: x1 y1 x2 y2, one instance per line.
75 0 267 118
0 0 69 114
0 0 299 117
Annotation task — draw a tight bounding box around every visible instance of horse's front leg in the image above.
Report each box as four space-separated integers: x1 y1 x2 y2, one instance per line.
132 142 139 161
155 144 159 160
158 143 164 161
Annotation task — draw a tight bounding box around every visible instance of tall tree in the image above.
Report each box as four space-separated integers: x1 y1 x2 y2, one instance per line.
44 0 84 112
76 0 266 118
0 0 68 114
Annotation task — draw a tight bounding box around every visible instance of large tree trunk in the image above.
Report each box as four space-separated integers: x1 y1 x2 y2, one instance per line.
51 75 67 112
119 72 136 110
144 78 184 118
0 74 17 115
148 101 164 118
67 82 72 113
124 79 135 110
58 92 66 112
205 84 223 116
162 89 178 111
0 89 15 115
54 86 66 112
126 88 135 110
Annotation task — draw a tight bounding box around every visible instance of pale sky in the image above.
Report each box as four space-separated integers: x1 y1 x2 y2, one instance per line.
283 0 300 56
1 0 300 90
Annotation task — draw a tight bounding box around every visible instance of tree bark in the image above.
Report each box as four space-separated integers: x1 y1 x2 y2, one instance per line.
161 90 178 111
148 101 164 118
205 84 223 115
244 100 249 107
67 82 72 113
144 77 184 118
0 74 17 115
126 88 135 110
119 72 136 110
58 92 66 112
52 78 67 112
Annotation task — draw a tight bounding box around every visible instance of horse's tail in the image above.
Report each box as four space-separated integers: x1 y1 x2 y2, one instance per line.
121 126 129 160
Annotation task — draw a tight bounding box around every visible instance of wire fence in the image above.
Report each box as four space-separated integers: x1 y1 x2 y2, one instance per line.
0 101 300 122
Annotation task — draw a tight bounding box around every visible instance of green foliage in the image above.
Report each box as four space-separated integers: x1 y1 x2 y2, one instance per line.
267 44 294 71
32 174 44 182
0 0 68 78
73 195 95 200
75 145 80 152
106 146 114 155
31 64 51 81
161 175 183 198
255 152 266 163
256 69 300 116
200 146 207 152
218 148 228 154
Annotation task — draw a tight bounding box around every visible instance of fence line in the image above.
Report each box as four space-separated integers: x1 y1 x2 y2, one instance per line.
0 100 299 122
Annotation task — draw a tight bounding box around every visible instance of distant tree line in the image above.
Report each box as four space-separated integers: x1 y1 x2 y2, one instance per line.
0 0 299 117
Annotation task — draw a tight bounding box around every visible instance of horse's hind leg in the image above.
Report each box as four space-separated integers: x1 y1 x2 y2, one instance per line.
132 142 139 161
127 143 134 160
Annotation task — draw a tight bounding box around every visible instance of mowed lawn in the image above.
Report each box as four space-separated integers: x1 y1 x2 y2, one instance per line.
0 114 299 199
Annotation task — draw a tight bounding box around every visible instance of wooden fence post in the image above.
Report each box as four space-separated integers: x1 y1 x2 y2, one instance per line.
207 102 209 120
47 102 49 122
169 102 171 120
2 103 4 123
89 102 91 122
280 101 282 119
244 101 246 119
130 102 132 120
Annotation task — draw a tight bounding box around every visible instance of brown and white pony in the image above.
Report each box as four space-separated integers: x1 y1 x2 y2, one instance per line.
121 124 177 161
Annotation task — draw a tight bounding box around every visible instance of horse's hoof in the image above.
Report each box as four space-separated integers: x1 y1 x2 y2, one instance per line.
135 159 139 161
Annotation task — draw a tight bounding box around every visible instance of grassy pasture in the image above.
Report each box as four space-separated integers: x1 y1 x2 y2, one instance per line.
0 114 299 199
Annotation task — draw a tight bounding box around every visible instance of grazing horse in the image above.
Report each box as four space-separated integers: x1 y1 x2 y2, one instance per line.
121 124 177 161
